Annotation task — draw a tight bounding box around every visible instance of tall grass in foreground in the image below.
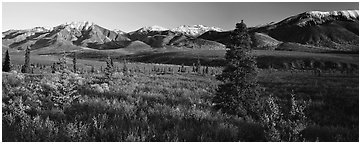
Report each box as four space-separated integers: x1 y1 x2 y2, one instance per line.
2 70 358 142
3 71 265 142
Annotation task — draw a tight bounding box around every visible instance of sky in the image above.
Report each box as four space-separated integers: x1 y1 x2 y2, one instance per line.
2 2 359 32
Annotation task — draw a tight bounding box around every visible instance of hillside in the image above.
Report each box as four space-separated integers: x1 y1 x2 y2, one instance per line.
251 10 359 50
200 10 359 51
2 21 132 51
171 25 224 37
128 27 226 49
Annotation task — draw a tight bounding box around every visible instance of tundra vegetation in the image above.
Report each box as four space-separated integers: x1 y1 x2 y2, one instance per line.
2 21 358 142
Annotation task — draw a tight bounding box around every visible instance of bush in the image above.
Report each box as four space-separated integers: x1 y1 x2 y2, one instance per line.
261 93 309 142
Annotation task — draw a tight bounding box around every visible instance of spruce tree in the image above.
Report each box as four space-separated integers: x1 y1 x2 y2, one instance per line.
3 50 11 72
110 57 114 67
212 20 261 119
90 66 95 73
51 62 56 73
196 58 201 74
21 46 31 73
205 66 209 75
180 63 185 73
59 52 67 70
122 58 128 74
73 52 77 73
105 56 114 80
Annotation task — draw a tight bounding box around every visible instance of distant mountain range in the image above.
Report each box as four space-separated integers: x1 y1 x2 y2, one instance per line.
2 10 359 52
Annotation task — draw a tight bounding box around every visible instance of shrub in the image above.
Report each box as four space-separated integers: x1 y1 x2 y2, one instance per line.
261 93 309 142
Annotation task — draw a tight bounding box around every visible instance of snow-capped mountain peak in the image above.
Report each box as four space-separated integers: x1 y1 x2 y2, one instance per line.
62 21 94 31
137 25 169 32
254 22 276 28
171 25 224 37
113 29 126 35
305 10 359 20
282 10 359 27
29 27 53 33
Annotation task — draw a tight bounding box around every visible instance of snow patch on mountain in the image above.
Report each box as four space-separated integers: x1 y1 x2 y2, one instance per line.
30 27 51 32
113 29 126 35
254 22 276 28
287 10 359 26
61 21 94 31
137 25 169 32
306 10 359 20
172 25 224 37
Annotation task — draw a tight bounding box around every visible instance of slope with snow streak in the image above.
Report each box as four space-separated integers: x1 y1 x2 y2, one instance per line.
2 21 132 50
252 10 359 50
63 21 94 31
172 25 224 37
276 10 359 27
306 10 358 20
134 25 169 33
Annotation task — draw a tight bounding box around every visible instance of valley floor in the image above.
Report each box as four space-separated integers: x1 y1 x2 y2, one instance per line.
2 64 358 141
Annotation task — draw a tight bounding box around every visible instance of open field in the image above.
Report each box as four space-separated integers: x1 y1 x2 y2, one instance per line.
5 48 358 71
2 45 359 142
2 62 358 141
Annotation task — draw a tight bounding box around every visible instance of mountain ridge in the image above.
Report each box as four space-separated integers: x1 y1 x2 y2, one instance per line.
200 9 359 51
2 9 359 52
171 25 224 37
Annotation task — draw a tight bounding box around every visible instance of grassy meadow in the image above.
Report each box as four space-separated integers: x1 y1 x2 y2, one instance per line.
2 46 359 141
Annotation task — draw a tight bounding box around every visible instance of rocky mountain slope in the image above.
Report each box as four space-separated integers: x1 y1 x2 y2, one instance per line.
251 10 359 50
200 10 359 51
127 26 225 49
3 21 132 51
3 23 226 51
171 25 223 37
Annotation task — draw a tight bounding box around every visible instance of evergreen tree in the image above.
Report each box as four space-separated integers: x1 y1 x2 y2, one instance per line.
104 56 114 80
196 58 201 73
212 20 261 119
110 57 114 67
181 63 185 72
21 46 31 73
192 63 196 72
3 50 11 72
90 66 95 73
51 62 56 73
205 66 209 75
168 67 172 73
122 58 128 74
73 52 77 73
58 52 67 70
